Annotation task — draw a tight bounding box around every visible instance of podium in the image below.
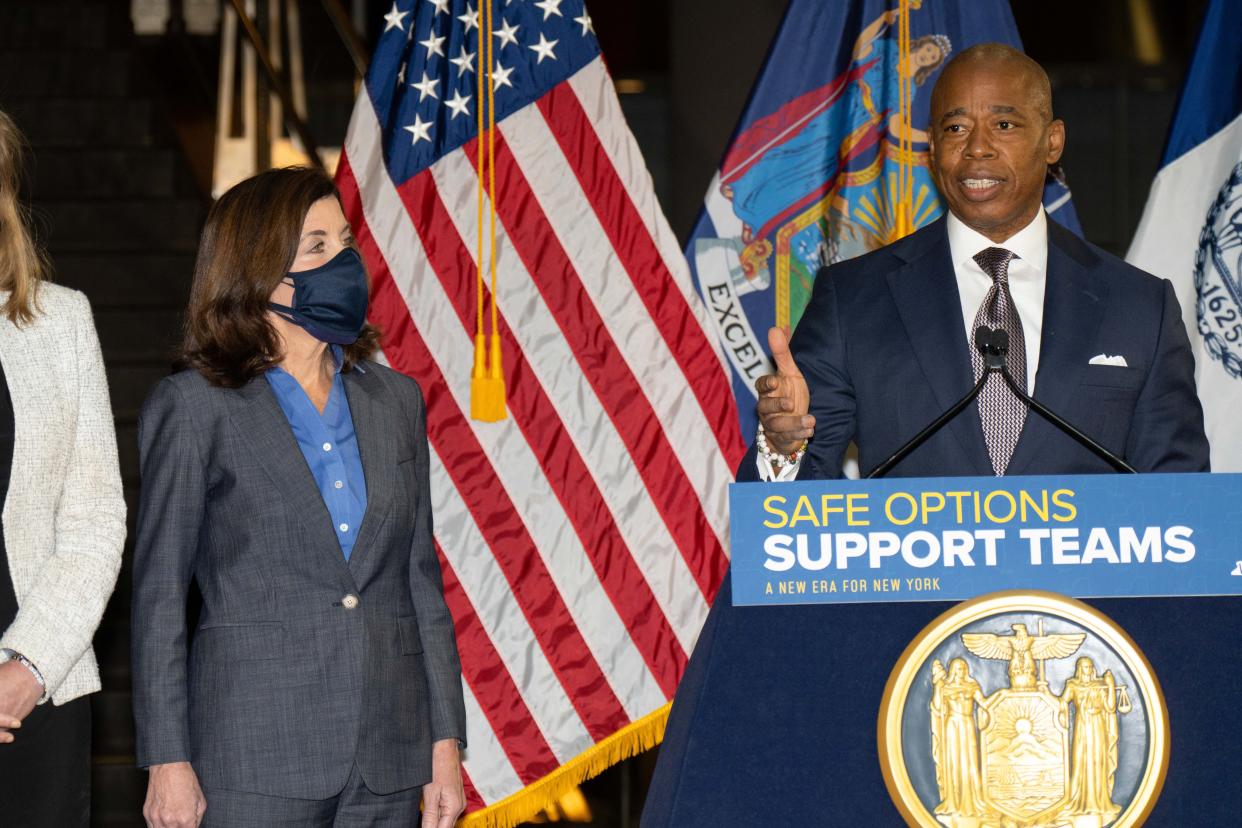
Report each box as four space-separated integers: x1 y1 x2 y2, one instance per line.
643 474 1242 826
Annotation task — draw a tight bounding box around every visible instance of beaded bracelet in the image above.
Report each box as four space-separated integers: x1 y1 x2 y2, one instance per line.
756 423 808 470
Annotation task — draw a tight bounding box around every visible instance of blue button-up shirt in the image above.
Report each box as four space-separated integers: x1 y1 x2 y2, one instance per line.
266 347 368 559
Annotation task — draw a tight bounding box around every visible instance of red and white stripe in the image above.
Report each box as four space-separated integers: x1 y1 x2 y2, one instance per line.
338 55 744 814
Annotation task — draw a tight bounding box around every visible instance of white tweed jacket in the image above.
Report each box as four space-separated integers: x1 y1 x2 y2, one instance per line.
0 282 126 704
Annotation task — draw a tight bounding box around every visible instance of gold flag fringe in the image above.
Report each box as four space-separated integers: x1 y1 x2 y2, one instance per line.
460 702 671 828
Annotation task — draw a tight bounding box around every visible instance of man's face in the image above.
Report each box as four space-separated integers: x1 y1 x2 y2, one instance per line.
928 59 1064 242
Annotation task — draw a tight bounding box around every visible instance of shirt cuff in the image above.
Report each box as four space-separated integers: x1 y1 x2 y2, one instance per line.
755 453 802 482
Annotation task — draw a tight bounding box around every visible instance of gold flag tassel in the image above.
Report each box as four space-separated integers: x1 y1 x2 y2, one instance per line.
893 0 915 240
471 0 507 421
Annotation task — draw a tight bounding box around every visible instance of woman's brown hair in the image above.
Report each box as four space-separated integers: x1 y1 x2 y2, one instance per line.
0 111 49 325
180 166 379 387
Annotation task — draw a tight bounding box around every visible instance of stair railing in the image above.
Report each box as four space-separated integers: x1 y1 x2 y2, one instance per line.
213 0 372 195
319 0 370 79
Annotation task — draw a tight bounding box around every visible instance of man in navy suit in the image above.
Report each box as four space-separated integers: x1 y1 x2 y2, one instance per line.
748 43 1208 481
642 44 1209 827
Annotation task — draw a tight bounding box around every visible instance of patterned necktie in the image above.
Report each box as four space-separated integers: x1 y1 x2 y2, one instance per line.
969 247 1027 475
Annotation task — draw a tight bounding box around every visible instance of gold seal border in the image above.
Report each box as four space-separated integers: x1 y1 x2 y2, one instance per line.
877 590 1169 828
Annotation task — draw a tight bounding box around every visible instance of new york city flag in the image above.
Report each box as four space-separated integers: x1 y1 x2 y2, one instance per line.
1128 0 1242 472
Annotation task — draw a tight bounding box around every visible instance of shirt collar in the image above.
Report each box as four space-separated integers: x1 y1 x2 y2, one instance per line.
946 208 1048 275
329 344 345 374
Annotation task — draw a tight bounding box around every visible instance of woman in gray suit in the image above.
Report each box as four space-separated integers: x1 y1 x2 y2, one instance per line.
0 111 126 825
132 167 466 828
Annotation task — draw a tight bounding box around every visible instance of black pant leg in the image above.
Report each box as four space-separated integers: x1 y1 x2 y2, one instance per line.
0 694 91 828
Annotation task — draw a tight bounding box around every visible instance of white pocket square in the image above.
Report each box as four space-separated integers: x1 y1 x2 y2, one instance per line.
1088 353 1128 367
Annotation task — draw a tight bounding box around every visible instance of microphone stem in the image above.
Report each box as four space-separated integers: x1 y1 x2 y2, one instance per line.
998 367 1137 474
866 370 992 479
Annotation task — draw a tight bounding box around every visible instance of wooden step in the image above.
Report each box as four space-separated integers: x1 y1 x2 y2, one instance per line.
91 761 145 827
115 420 140 489
38 198 203 252
32 148 181 199
0 49 133 98
93 617 132 686
91 307 185 359
2 99 156 148
0 3 122 51
54 252 196 308
107 359 178 421
122 483 140 521
91 690 136 758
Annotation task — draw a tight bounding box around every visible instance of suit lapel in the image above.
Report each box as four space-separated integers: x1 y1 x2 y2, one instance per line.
230 378 357 587
885 220 993 476
1006 223 1106 475
341 364 395 582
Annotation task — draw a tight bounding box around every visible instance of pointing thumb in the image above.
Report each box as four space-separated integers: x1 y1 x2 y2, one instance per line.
768 326 799 376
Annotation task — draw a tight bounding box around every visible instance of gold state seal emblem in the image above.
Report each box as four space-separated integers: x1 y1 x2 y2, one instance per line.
879 592 1167 828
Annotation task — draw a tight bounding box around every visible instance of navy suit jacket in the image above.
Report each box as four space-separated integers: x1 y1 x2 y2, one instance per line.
738 216 1209 481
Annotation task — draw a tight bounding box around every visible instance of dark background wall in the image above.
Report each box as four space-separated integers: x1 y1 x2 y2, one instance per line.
0 1 1213 825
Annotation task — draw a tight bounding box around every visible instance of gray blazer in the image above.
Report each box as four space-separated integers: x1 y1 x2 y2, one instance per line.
131 360 466 799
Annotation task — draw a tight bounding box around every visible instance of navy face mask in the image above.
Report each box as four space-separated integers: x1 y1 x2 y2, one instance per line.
268 247 369 345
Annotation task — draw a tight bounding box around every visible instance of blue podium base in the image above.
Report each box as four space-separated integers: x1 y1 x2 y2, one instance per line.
642 572 1242 826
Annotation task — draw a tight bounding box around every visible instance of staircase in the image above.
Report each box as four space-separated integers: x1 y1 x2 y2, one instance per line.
0 2 207 825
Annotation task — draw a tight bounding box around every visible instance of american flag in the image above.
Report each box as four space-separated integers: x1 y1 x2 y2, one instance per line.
336 1 745 822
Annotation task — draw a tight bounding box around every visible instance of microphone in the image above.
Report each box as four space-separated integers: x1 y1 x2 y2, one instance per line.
866 326 1136 478
974 326 1137 474
975 326 1008 371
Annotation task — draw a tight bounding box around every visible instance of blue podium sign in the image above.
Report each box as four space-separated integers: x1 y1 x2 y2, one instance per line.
730 473 1242 605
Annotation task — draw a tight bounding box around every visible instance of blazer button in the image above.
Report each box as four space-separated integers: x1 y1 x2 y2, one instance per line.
341 594 359 610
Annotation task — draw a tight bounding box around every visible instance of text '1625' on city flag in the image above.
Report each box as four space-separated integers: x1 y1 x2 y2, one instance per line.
335 1 745 825
687 0 1082 439
1128 0 1242 472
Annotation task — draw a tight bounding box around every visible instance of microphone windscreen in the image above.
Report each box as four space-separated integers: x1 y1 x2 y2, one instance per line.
993 329 1010 354
973 326 993 354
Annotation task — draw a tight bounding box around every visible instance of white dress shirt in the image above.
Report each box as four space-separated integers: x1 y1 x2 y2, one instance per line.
758 210 1050 481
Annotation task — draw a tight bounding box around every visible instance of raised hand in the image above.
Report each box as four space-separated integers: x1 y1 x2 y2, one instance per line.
755 326 814 456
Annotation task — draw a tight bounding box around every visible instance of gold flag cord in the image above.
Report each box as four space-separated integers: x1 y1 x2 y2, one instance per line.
471 0 507 421
894 0 914 240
